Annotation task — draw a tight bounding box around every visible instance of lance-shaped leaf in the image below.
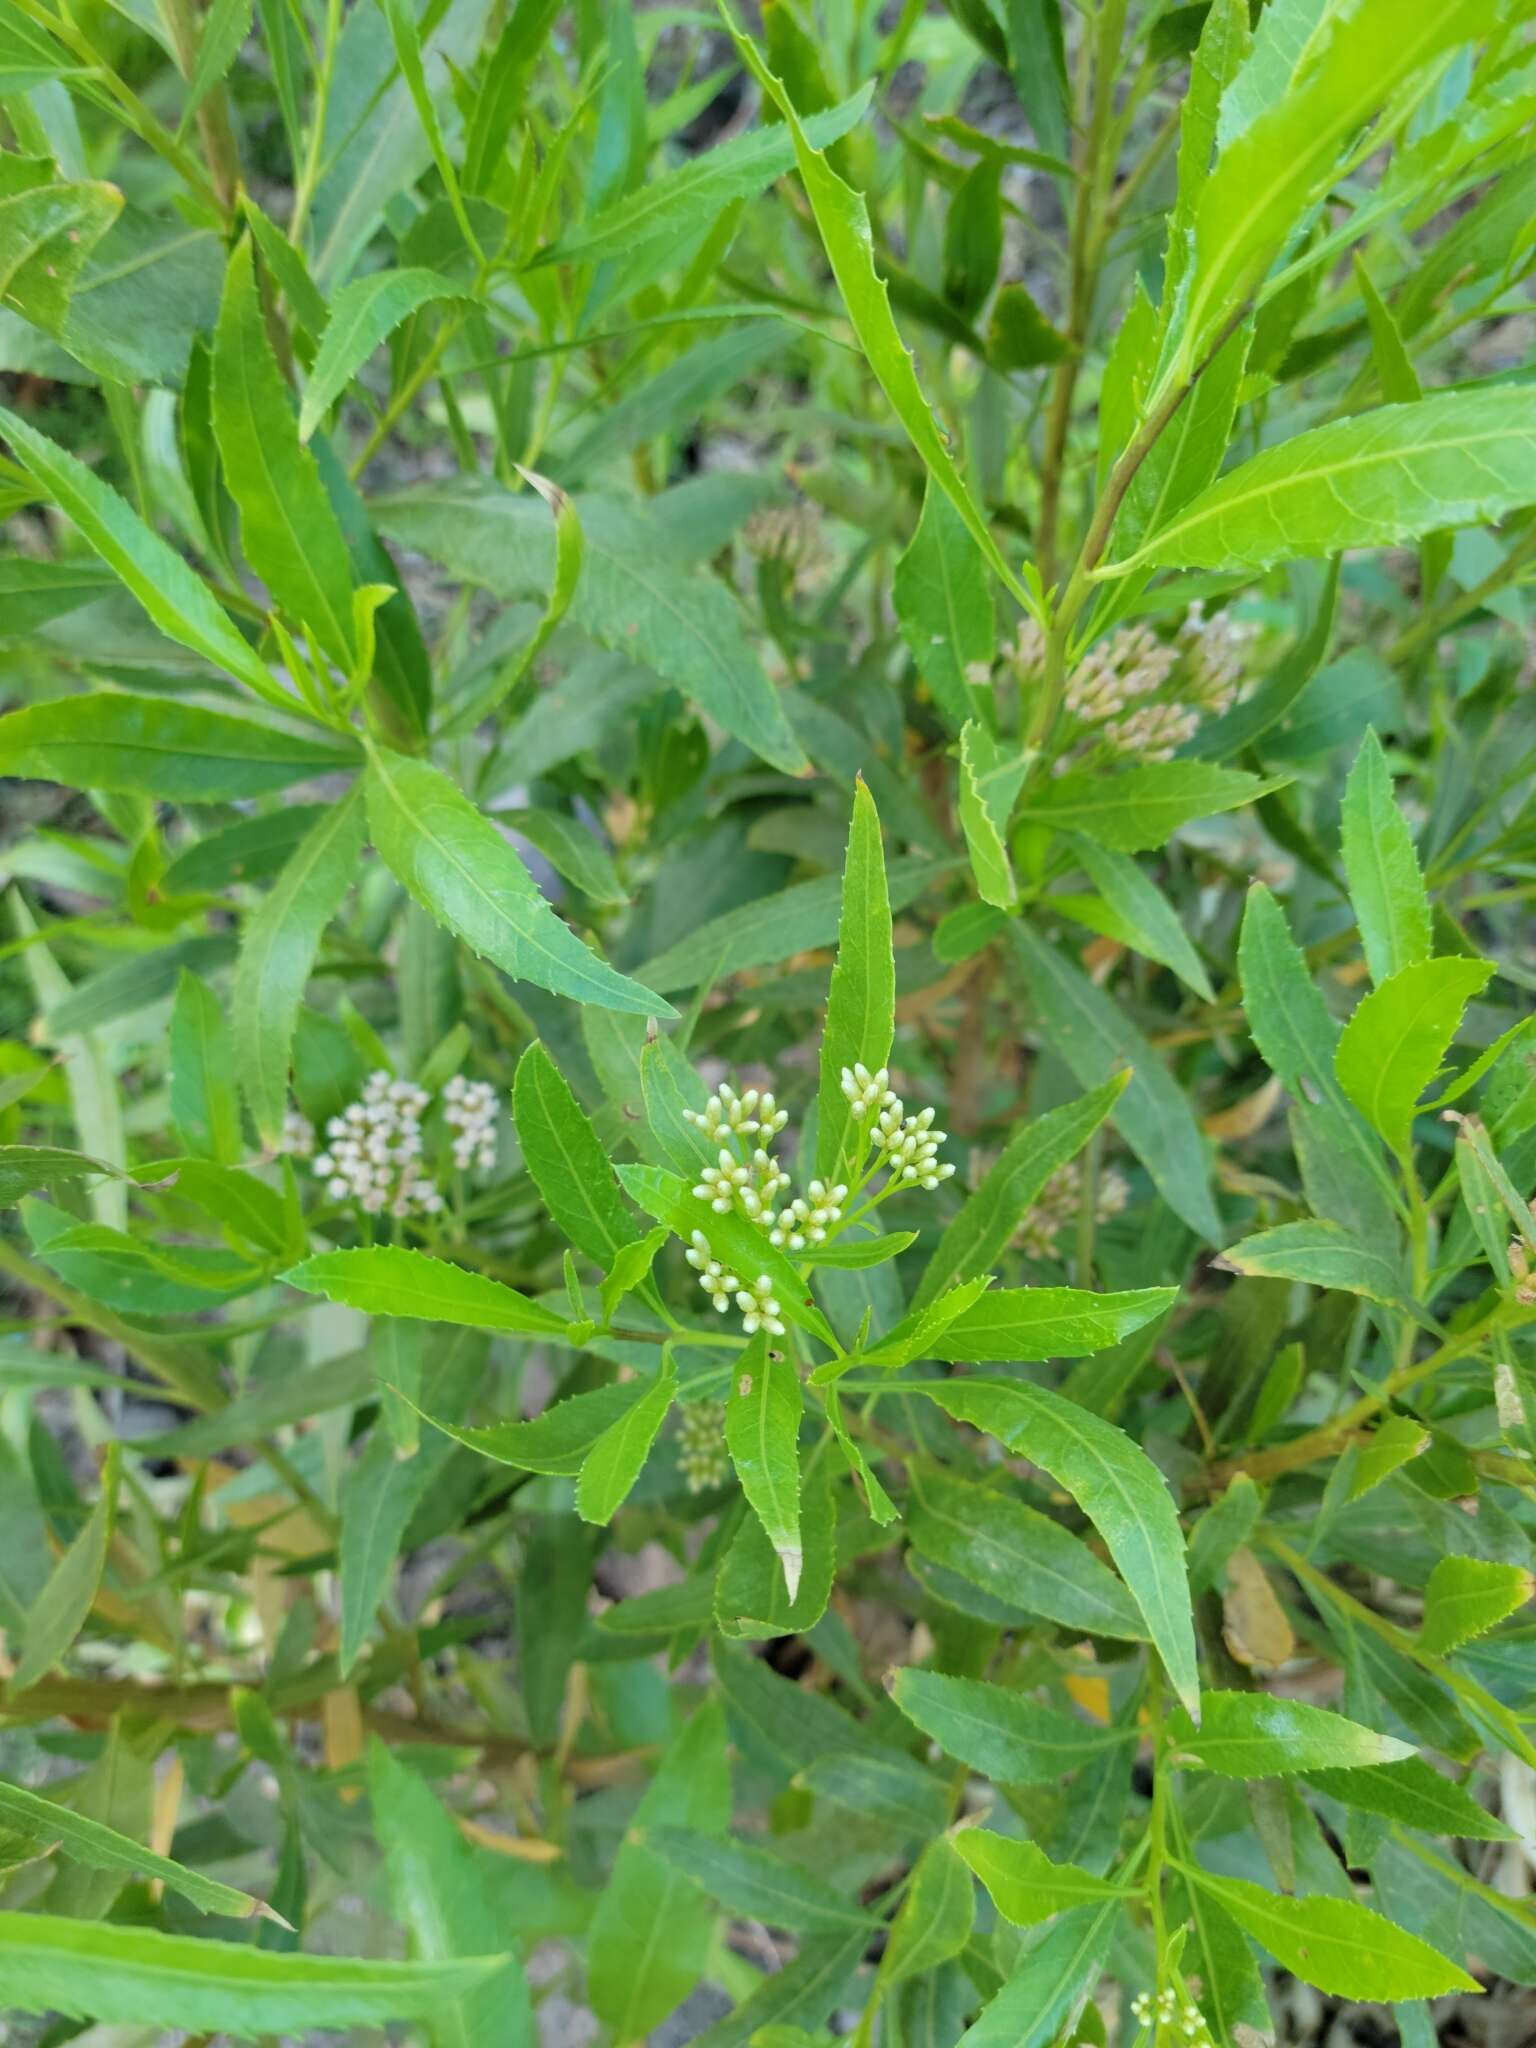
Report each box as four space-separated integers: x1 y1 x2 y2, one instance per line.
1334 956 1494 1151
0 407 279 700
723 14 1034 617
894 479 995 730
1167 1691 1414 1777
958 1832 1128 1927
1016 761 1285 853
365 745 669 1016
11 1443 119 1692
1219 1219 1409 1307
0 1912 505 2032
1420 1555 1534 1656
1185 1872 1477 2001
817 779 894 1187
300 268 459 439
0 1778 273 1920
880 1836 974 1984
931 1283 1177 1362
212 238 356 672
909 1378 1198 1714
891 1670 1133 1784
514 1041 639 1268
958 719 1025 907
413 1382 652 1476
724 1333 803 1600
1109 387 1536 578
233 784 366 1145
1340 729 1431 986
647 1827 873 1936
576 1361 675 1524
283 1246 572 1336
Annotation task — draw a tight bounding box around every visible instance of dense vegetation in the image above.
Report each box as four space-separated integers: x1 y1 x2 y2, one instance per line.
2 0 1536 2042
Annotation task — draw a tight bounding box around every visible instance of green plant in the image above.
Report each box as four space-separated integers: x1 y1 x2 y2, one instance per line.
3 0 1536 2042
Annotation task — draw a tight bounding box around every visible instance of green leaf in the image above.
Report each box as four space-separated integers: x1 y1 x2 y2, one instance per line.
914 1074 1128 1310
1168 1690 1413 1776
1347 1413 1430 1500
0 408 276 698
987 281 1070 369
1340 730 1432 986
1008 924 1220 1242
212 238 356 672
233 783 366 1145
0 694 354 801
587 1702 730 2039
0 1145 131 1209
1111 388 1536 577
894 480 995 730
1335 956 1495 1151
958 1832 1127 1927
647 1828 872 1935
1017 761 1285 853
1219 1218 1409 1306
716 1433 837 1638
1066 837 1215 1001
0 175 121 332
11 1444 119 1692
367 1743 532 2048
538 86 873 268
183 0 252 119
1164 0 1497 387
576 1363 675 1524
1302 1755 1517 1842
725 1333 803 1600
957 719 1024 908
0 557 116 634
413 1381 651 1476
890 1670 1131 1784
0 1776 269 1920
930 1283 1178 1361
300 268 459 439
1187 1872 1478 2001
881 1836 975 1984
817 780 894 1187
284 1247 571 1337
1420 1555 1534 1656
365 744 670 1017
168 971 241 1164
907 1464 1145 1639
910 1378 1199 1714
377 486 805 774
514 1041 639 1268
636 857 938 992
0 1911 503 2033
724 18 1033 618
684 1929 869 2048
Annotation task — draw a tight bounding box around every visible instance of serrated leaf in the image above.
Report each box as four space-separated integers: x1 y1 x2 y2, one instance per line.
958 1832 1127 1926
1169 1690 1413 1776
1303 1754 1516 1841
212 237 356 672
909 1378 1198 1714
0 1778 269 1920
514 1041 638 1268
233 783 365 1145
647 1827 872 1934
890 1670 1131 1784
1017 761 1285 852
300 269 460 439
1421 1556 1533 1656
365 745 670 1017
958 719 1024 907
894 480 995 729
1340 729 1432 986
1187 1871 1477 2000
576 1363 674 1524
0 1912 503 2033
414 1382 651 1476
284 1247 571 1336
0 694 354 801
931 1283 1177 1362
11 1443 118 1692
1220 1218 1408 1305
882 1836 975 1984
1335 956 1495 1151
817 780 894 1186
725 1333 803 1600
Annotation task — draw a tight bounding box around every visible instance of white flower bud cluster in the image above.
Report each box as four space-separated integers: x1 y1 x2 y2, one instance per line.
1178 600 1254 716
684 1084 789 1143
281 1108 315 1159
840 1062 898 1118
872 1100 956 1188
743 499 822 569
684 1232 786 1336
769 1179 848 1250
1016 1160 1130 1260
1063 624 1177 725
311 1071 444 1219
1104 698 1201 762
1130 1990 1209 2043
694 1146 790 1220
675 1398 729 1493
442 1074 497 1173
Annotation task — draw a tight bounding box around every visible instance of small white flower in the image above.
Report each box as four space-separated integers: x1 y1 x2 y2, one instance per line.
839 1062 896 1118
737 1274 785 1336
281 1108 315 1158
